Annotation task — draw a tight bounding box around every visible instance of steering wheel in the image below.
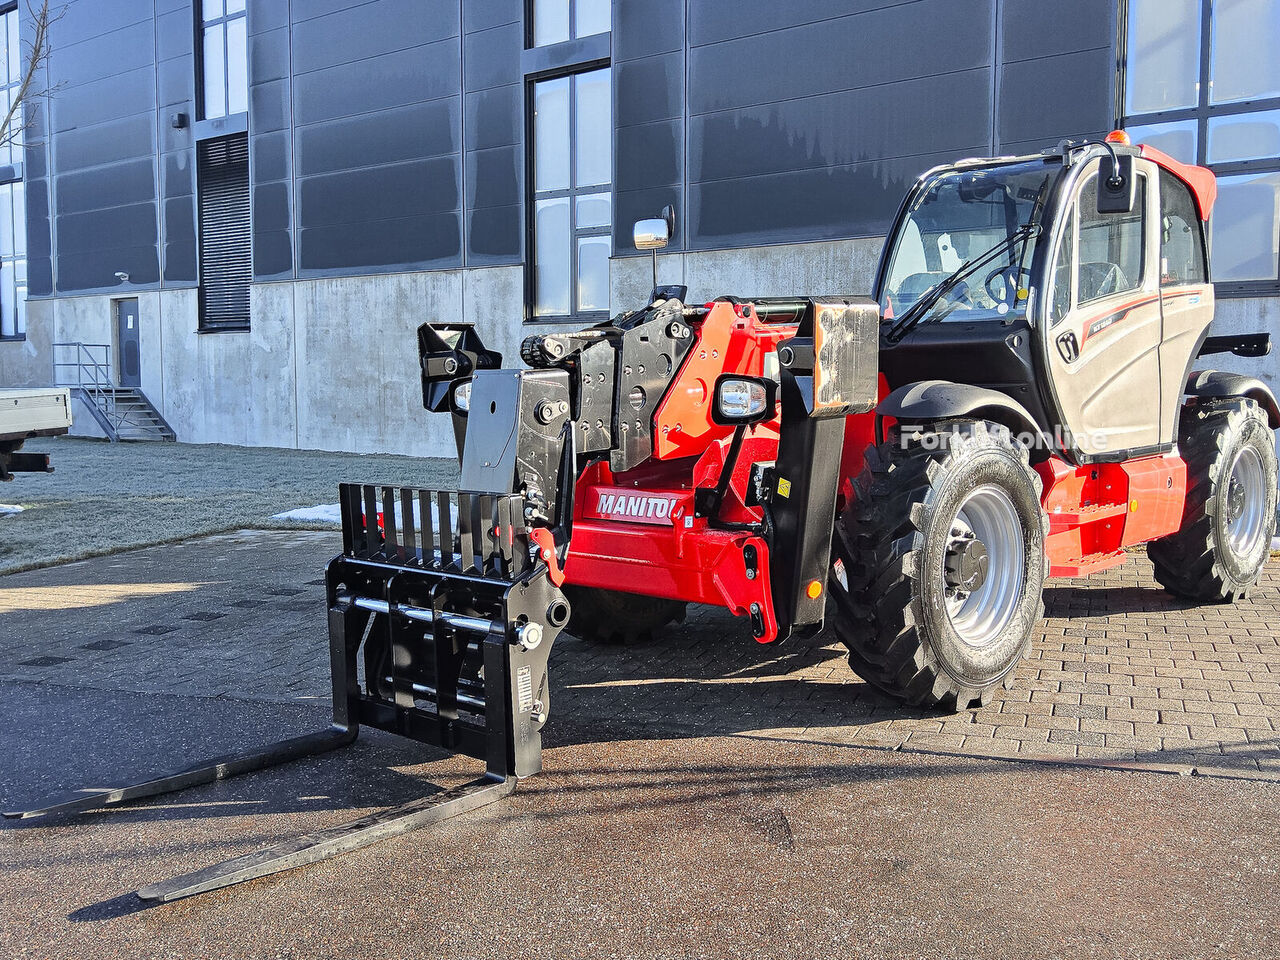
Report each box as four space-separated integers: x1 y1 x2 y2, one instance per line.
984 265 1033 304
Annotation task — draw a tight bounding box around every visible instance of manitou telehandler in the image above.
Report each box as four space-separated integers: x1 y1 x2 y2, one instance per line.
9 133 1277 901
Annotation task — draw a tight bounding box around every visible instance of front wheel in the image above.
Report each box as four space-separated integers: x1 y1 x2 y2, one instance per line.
829 421 1048 711
1149 400 1277 602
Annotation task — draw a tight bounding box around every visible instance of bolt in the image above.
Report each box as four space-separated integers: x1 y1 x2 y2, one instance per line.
517 622 543 651
746 568 756 580
443 356 458 375
530 699 547 724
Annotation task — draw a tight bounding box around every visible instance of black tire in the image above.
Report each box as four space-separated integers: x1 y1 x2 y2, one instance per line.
1149 400 1277 602
830 421 1048 711
562 585 687 644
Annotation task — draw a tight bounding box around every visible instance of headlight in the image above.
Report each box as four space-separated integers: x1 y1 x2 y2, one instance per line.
453 379 472 412
713 375 776 425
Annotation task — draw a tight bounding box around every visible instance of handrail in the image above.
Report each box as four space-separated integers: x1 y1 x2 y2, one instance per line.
52 341 124 433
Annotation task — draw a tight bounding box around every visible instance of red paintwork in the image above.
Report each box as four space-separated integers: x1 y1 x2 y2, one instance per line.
529 527 565 586
653 301 792 460
1036 453 1187 577
1139 144 1218 220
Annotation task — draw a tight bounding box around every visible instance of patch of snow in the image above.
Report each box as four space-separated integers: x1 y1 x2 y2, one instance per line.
0 504 23 517
272 503 341 524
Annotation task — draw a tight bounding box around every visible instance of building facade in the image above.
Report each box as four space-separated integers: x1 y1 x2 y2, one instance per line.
0 0 1275 456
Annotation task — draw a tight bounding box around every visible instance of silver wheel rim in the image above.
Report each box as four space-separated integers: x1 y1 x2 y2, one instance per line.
1225 446 1268 558
943 485 1026 648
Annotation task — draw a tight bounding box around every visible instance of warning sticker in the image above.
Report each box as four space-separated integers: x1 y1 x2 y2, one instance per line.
516 666 534 713
776 478 792 498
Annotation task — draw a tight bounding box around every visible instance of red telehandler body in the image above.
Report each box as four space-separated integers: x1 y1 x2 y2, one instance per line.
9 134 1277 902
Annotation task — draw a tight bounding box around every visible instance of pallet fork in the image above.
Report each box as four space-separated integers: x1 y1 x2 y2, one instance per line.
5 483 568 903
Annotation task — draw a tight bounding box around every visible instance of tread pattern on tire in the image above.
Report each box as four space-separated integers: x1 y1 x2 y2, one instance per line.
1148 400 1277 603
563 585 687 645
830 421 1048 712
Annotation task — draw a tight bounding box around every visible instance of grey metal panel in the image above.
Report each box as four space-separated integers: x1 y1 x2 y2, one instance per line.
248 0 289 32
615 53 682 127
615 0 683 60
163 152 195 198
28 258 53 297
163 195 195 245
50 70 155 132
615 184 682 252
290 0 450 75
299 156 460 228
463 0 520 33
688 0 993 114
250 26 291 84
24 179 50 257
1002 0 1115 61
251 78 292 133
157 56 195 108
616 119 682 189
55 159 156 216
466 145 521 210
163 239 198 284
58 244 160 290
465 85 520 151
294 99 460 177
688 0 888 47
689 149 979 249
53 0 152 47
464 21 521 92
54 117 157 174
292 40 462 126
252 131 290 183
57 204 158 254
155 8 193 60
467 204 522 264
298 212 462 271
253 229 293 279
690 70 992 184
253 181 291 233
999 47 1115 146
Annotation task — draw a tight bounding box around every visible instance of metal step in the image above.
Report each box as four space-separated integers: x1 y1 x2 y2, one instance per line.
71 386 176 442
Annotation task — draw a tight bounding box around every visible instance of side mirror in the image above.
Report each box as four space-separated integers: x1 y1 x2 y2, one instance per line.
711 375 778 426
1096 154 1136 214
633 203 676 250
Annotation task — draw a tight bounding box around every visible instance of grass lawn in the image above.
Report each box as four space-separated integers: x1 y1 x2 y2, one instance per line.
0 437 458 575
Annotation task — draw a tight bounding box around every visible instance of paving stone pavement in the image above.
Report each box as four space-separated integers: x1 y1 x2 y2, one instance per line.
0 529 1276 781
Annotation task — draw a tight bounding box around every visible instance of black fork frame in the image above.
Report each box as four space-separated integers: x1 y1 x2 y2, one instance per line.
5 484 566 903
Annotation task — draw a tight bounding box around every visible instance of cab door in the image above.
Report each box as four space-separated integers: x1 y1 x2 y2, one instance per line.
1041 158 1164 460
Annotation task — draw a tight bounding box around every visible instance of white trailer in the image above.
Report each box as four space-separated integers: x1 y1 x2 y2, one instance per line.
0 388 73 479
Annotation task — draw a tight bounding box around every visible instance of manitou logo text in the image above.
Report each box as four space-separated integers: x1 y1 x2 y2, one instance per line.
592 489 680 525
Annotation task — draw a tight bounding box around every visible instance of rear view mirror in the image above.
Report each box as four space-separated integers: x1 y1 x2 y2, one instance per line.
1097 154 1136 214
633 218 669 250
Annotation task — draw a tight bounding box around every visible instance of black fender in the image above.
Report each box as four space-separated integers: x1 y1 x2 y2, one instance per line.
877 380 1046 450
1185 370 1280 428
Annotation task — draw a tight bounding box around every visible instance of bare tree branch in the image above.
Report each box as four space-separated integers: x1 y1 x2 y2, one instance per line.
0 0 69 152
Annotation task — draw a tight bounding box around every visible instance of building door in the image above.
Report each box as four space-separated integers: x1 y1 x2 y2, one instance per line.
116 298 141 388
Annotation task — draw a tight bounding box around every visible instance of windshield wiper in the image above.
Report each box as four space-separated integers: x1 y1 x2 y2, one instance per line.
884 222 1041 343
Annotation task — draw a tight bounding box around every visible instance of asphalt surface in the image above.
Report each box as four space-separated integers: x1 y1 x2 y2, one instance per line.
1 681 1277 960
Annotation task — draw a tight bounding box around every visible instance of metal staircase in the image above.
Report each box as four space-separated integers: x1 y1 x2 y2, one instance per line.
52 342 176 442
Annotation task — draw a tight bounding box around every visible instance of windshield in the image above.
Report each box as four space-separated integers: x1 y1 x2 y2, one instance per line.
881 160 1055 324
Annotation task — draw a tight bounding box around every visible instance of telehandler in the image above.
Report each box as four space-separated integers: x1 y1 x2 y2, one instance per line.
9 133 1277 901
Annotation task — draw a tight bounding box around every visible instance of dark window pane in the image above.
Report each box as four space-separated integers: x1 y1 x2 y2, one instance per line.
1159 170 1207 285
1210 0 1280 104
576 235 610 311
535 197 570 316
1211 172 1280 282
1126 119 1197 165
576 191 610 228
203 22 226 119
574 0 610 39
533 0 569 46
1207 110 1280 164
1076 174 1146 304
574 68 610 188
1125 0 1200 113
534 76 570 191
226 16 248 114
1050 209 1075 325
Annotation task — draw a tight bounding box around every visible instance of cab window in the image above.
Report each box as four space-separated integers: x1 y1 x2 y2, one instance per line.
1159 170 1208 285
1076 173 1146 305
1049 209 1075 326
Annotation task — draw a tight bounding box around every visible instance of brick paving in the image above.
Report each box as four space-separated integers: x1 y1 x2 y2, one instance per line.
0 529 1276 780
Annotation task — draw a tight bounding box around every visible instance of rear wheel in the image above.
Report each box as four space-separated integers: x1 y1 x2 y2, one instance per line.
562 585 687 644
1149 400 1277 602
830 421 1047 711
